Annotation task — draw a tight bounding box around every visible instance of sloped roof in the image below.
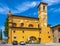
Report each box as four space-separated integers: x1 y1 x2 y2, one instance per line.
38 2 48 8
12 15 39 20
51 24 60 28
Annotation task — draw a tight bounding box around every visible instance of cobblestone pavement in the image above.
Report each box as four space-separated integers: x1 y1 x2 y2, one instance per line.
0 43 60 46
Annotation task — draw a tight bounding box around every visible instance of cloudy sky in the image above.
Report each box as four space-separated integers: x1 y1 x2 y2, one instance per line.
0 0 60 38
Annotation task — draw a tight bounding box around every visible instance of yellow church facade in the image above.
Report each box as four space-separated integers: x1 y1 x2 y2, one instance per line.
8 2 53 44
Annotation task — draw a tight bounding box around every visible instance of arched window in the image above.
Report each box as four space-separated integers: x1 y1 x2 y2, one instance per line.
20 23 24 27
58 27 60 32
12 23 16 27
38 24 39 28
43 6 45 11
30 36 37 41
29 24 33 27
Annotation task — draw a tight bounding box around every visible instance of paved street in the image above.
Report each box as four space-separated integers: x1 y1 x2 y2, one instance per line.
0 43 60 46
0 44 46 46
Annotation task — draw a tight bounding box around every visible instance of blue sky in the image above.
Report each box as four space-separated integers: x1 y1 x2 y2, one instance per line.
0 0 60 38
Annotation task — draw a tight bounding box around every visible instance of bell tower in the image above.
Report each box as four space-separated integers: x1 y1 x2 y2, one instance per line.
38 2 48 27
38 2 53 43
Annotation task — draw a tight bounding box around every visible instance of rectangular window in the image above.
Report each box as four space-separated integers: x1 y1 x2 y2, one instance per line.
58 28 60 32
38 38 41 43
48 36 50 38
22 36 24 38
22 30 24 33
39 32 41 33
13 30 16 33
38 24 39 28
14 36 16 39
59 39 60 43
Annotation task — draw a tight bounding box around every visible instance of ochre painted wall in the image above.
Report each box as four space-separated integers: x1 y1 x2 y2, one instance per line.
11 28 39 43
8 2 53 44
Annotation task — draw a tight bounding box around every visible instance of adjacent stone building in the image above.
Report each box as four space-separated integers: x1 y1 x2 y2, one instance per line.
51 24 60 43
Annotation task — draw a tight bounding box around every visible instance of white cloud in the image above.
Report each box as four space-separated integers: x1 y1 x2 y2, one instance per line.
12 1 40 14
41 0 60 6
49 8 54 11
49 7 60 13
0 2 10 14
54 8 60 12
0 1 40 14
0 7 9 14
0 0 60 14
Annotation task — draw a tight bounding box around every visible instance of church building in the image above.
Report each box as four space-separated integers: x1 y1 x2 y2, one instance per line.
8 2 53 44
